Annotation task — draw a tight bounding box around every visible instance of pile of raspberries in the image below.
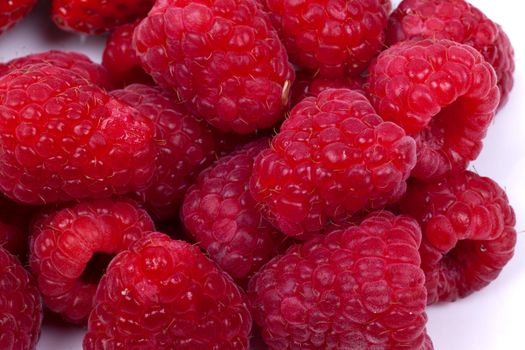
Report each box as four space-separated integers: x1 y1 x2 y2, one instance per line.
0 0 517 349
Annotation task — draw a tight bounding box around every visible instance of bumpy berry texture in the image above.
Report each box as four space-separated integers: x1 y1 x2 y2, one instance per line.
250 89 416 237
366 39 500 181
0 64 157 205
387 0 515 108
291 70 365 106
0 195 35 258
265 0 391 78
51 0 154 35
84 233 252 349
0 0 36 35
248 211 433 350
111 84 217 220
29 198 155 323
0 247 43 350
7 51 113 90
398 171 517 304
182 139 289 280
134 0 295 134
103 22 153 88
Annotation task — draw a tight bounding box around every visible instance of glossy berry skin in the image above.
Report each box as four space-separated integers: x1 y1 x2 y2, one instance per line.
366 39 500 181
29 198 155 323
84 233 252 350
52 0 154 35
0 247 43 350
134 0 295 134
182 140 289 280
387 0 515 108
0 64 157 205
265 0 391 78
291 70 365 106
248 211 433 350
111 84 217 220
103 22 153 88
0 0 36 35
398 171 517 304
7 51 113 90
250 89 416 237
0 195 35 259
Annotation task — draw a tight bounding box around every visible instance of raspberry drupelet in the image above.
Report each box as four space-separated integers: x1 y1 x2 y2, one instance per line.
0 0 36 35
248 211 433 350
133 0 295 134
398 170 517 304
84 233 252 349
250 88 416 237
366 39 500 181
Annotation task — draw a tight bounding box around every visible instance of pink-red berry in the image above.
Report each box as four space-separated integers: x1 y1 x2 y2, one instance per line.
0 0 36 35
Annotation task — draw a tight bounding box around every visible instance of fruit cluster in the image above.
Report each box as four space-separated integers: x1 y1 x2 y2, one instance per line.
0 0 517 349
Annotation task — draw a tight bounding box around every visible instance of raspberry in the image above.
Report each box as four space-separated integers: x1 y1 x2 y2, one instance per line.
182 139 289 280
133 0 295 134
248 211 433 350
83 232 252 349
366 39 500 181
0 247 43 350
111 84 217 220
0 194 35 258
51 0 154 35
0 63 157 205
387 0 515 108
7 51 113 90
397 171 517 304
265 0 391 78
29 198 155 323
103 22 153 88
0 0 36 35
250 89 416 237
291 70 365 106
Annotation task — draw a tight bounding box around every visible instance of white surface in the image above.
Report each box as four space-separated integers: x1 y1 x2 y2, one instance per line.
0 1 523 349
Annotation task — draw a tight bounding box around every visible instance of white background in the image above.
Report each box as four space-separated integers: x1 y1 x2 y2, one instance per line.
0 0 523 349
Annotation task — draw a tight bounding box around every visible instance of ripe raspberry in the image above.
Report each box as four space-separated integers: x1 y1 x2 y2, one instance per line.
84 232 252 349
111 84 217 220
248 211 433 350
0 194 35 258
291 70 365 106
51 0 154 35
265 0 391 78
0 64 157 205
133 0 295 134
7 51 113 90
387 0 515 108
366 39 500 181
182 139 289 280
397 171 517 304
0 0 36 35
250 89 416 237
0 247 43 350
29 198 155 323
103 22 153 88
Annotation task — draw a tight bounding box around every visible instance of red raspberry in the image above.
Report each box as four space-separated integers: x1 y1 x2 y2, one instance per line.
265 0 391 78
0 194 35 258
387 0 515 108
248 211 433 350
291 70 365 106
397 171 517 304
84 232 252 349
0 64 157 205
7 50 113 90
29 198 155 323
111 84 217 220
51 0 154 35
133 0 295 134
0 247 43 350
250 89 416 237
366 39 500 181
103 22 153 88
0 0 36 35
182 139 289 280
